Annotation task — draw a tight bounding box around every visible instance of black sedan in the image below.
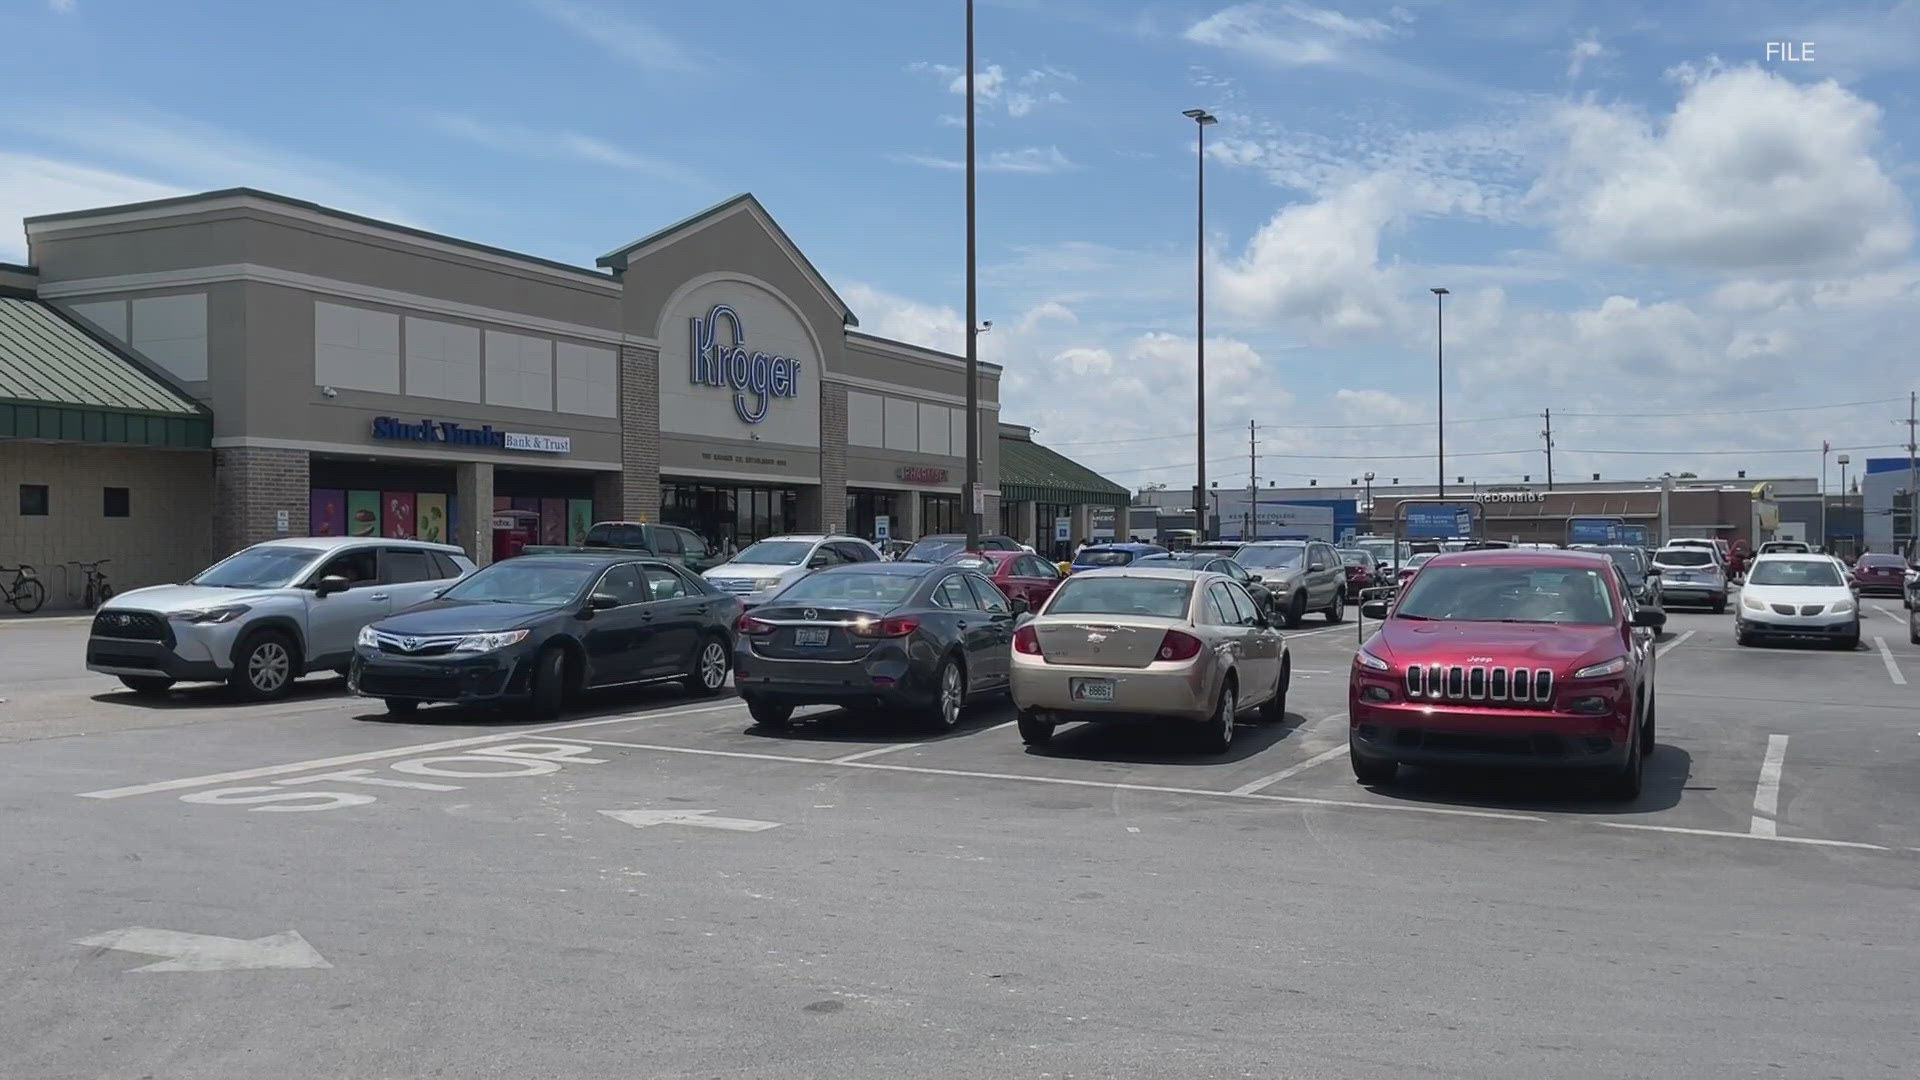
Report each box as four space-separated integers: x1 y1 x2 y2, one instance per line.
349 554 742 718
1133 551 1278 619
733 561 1026 731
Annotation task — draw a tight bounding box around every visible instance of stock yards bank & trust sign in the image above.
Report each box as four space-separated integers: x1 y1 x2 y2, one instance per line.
689 303 801 425
370 416 571 454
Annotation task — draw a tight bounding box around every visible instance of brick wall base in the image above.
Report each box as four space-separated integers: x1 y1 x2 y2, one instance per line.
820 384 848 533
620 342 661 522
214 446 309 557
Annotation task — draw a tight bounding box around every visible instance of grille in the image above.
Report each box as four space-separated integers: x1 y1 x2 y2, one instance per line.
1771 603 1796 616
713 579 758 596
1799 604 1824 616
88 649 163 669
91 610 170 645
1405 664 1553 705
374 631 463 656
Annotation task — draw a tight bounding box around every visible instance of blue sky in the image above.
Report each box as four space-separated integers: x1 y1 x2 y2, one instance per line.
6 0 1920 492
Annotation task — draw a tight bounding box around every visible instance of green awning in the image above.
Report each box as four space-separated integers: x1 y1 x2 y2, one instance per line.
0 296 210 447
999 434 1129 507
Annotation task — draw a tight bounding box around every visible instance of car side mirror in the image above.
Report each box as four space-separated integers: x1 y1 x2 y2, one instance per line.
1246 573 1263 583
315 574 351 597
1309 562 1326 572
1009 597 1030 616
589 593 620 610
1632 608 1667 630
808 555 830 569
1361 600 1389 619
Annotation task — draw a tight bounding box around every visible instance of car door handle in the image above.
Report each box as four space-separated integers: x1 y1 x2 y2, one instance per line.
369 593 390 601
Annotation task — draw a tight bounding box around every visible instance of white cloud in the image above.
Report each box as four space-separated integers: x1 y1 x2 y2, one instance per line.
887 146 1077 174
1212 175 1407 334
1566 32 1607 79
431 116 701 187
908 61 1073 119
1016 300 1077 333
1537 65 1912 273
48 0 75 12
841 282 965 354
525 0 698 73
0 153 181 261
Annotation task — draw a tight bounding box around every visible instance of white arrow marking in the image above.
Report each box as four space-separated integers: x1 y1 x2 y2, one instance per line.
599 808 782 833
71 927 331 972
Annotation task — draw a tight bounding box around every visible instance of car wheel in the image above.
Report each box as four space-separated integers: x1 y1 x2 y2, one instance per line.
1260 656 1291 721
1838 621 1861 651
1909 612 1919 645
1284 592 1307 628
747 696 793 730
1324 591 1344 624
1017 710 1055 746
1639 690 1656 756
1350 746 1398 786
1605 727 1644 801
229 631 296 701
117 675 173 696
925 657 965 732
1735 622 1755 647
384 699 418 716
1710 596 1726 614
525 645 567 720
683 636 730 696
1198 681 1236 754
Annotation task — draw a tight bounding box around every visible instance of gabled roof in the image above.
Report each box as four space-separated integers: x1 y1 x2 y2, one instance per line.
999 430 1130 508
597 193 858 327
0 297 210 447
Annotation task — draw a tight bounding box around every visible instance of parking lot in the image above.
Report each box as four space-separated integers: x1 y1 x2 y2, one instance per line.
4 599 1918 1078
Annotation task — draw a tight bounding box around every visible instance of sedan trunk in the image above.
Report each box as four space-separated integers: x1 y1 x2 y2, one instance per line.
1034 617 1183 668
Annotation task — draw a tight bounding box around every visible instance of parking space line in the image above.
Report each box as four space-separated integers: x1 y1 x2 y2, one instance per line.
1874 637 1907 685
1597 821 1885 851
829 743 922 764
1750 733 1789 838
1229 744 1348 795
1871 603 1904 623
1655 630 1696 660
75 701 750 799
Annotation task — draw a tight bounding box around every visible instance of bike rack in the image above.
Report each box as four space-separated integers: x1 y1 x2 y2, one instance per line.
47 562 74 604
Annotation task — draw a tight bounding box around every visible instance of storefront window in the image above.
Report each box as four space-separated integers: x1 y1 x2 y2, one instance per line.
849 490 898 543
923 494 962 536
1036 501 1075 559
662 480 798 552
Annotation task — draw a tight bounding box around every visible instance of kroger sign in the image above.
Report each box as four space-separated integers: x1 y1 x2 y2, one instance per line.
689 304 801 424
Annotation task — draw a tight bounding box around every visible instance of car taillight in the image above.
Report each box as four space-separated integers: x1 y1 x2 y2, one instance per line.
1013 624 1042 655
850 616 919 638
1156 630 1204 661
736 614 774 636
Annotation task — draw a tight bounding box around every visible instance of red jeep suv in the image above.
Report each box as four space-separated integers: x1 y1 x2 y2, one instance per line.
1349 549 1666 799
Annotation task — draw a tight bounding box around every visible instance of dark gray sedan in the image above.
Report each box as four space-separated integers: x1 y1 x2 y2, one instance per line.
733 561 1026 732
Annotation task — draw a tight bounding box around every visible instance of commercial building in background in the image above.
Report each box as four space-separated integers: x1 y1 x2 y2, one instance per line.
1367 481 1784 548
995 423 1129 556
1859 457 1918 557
2 188 1033 600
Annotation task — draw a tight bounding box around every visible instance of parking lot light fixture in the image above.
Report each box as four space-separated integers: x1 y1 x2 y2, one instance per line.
1430 287 1449 500
1186 108 1217 540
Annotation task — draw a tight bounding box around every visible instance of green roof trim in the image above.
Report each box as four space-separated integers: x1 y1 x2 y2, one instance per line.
0 297 210 446
999 435 1129 508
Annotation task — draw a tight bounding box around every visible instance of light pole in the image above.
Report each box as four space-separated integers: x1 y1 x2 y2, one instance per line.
1363 471 1375 531
1185 108 1217 540
1431 287 1449 500
961 0 982 551
1838 453 1851 551
1820 440 1830 549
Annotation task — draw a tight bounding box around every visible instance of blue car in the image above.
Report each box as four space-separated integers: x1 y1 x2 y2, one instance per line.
1070 542 1170 574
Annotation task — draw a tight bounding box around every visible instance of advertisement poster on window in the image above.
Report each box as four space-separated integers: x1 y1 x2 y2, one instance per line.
568 499 594 545
383 492 417 539
347 490 379 536
540 498 567 545
416 493 448 544
310 489 345 537
493 495 510 511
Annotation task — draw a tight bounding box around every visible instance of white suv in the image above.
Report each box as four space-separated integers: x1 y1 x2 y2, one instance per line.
702 534 881 606
1651 545 1728 612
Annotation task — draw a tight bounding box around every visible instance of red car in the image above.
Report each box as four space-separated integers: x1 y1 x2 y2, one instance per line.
1852 553 1909 596
1350 549 1666 800
1337 548 1376 598
944 550 1065 611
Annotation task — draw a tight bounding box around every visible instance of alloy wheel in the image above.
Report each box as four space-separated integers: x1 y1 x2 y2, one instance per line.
699 641 728 689
249 641 290 693
939 663 963 728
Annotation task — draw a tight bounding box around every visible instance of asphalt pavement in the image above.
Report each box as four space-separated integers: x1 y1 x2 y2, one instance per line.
2 598 1917 1079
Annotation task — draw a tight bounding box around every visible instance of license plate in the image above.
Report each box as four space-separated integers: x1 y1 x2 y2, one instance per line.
794 627 830 647
1071 678 1114 702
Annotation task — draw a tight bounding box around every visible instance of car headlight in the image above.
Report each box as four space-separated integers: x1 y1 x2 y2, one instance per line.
167 604 251 624
754 577 785 592
452 629 531 652
1572 657 1628 679
1355 648 1390 671
356 624 379 648
1830 598 1856 614
1741 595 1765 611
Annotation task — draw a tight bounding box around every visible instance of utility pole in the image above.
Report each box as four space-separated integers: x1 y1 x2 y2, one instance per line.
1905 391 1918 556
1184 109 1217 541
962 0 981 552
1246 420 1256 542
1431 287 1449 499
1541 408 1555 491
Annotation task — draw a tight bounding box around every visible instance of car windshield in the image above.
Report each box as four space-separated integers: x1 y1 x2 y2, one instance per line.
775 571 921 605
1597 548 1646 578
1137 553 1204 568
1404 553 1435 569
903 537 965 562
1236 546 1304 570
1859 555 1905 567
944 554 995 569
1395 565 1616 625
189 546 325 589
1046 576 1193 618
1749 560 1844 587
1655 549 1714 567
732 540 814 566
1075 549 1136 566
442 561 597 605
1339 550 1371 566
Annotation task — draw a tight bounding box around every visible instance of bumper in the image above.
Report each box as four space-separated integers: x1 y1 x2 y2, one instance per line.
86 635 227 682
1737 615 1856 640
1010 655 1215 723
349 649 526 703
1852 580 1904 595
1349 699 1632 770
1659 584 1723 603
731 640 930 709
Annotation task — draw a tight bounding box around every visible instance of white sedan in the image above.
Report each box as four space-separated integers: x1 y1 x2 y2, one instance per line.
1735 553 1860 649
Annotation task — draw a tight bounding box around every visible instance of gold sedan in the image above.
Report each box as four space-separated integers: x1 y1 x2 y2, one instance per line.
1010 568 1292 753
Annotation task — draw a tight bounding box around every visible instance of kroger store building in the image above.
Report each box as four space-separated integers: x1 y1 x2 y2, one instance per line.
0 188 1144 597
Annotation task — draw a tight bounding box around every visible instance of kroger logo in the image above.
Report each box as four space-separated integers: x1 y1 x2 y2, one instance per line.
689 304 801 424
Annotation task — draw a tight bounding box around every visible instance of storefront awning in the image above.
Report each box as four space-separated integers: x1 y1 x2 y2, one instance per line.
999 433 1129 508
0 296 210 447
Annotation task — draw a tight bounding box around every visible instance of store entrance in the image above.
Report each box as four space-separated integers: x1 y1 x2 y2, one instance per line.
662 479 799 553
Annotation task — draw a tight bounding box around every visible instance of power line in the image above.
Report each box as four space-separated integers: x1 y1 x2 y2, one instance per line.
1563 443 1906 456
1048 413 1534 448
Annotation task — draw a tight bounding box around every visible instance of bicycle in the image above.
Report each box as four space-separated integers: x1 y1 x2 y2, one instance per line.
71 559 114 609
1 564 46 614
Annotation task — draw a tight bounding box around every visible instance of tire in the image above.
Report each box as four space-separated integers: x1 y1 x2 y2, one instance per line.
1710 596 1726 614
1350 746 1398 785
1284 592 1307 628
1324 590 1344 624
10 577 45 614
1260 656 1291 721
1605 727 1644 801
117 675 173 696
683 636 729 696
525 645 567 720
228 630 297 701
924 656 965 732
1639 690 1656 756
99 583 114 603
1838 622 1860 651
83 582 98 609
747 696 793 730
1017 711 1055 746
384 699 419 716
1735 623 1755 647
1198 681 1236 754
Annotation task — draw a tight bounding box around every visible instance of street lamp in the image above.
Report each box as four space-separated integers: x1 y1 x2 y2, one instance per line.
962 0 982 550
1363 471 1375 530
1838 453 1851 550
1430 287 1449 500
1185 107 1217 540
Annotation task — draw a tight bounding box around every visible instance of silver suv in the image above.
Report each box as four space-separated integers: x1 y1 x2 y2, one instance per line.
86 537 473 699
701 534 881 606
1232 540 1348 627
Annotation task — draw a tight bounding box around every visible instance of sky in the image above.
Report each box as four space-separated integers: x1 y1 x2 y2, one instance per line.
6 0 1920 495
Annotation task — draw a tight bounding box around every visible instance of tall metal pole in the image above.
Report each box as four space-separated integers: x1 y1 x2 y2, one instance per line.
1820 442 1829 550
962 0 980 552
1192 113 1213 541
1247 419 1256 541
1431 288 1449 499
1542 407 1554 490
1906 391 1917 556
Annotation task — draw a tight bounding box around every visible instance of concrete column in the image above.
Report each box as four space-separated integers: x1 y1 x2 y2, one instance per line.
591 471 622 527
820 384 848 533
1016 500 1037 546
1070 503 1094 547
983 494 1001 538
620 341 661 522
213 446 309 557
898 491 923 541
456 461 494 567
